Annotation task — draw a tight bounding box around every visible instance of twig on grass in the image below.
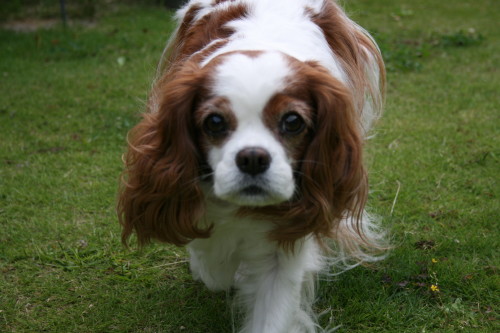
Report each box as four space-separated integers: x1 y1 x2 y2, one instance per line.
147 259 189 270
390 180 401 216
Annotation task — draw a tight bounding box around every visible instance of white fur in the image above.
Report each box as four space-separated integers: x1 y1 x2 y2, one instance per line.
155 1 386 332
189 201 324 333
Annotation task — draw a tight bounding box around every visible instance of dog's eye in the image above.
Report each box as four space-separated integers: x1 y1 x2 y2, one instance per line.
203 113 228 137
280 112 305 135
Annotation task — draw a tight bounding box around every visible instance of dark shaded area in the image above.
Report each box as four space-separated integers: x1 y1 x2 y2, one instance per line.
0 0 185 22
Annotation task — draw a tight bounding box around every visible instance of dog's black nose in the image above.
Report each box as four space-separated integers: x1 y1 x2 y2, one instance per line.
236 147 271 176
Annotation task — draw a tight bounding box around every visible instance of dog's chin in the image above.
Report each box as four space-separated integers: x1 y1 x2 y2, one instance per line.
216 185 293 207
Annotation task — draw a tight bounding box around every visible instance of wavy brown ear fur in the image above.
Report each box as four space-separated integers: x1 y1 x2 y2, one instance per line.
299 63 368 241
118 63 211 247
261 63 367 249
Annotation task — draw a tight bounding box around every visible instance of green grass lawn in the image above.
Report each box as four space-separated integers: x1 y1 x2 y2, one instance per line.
0 0 498 332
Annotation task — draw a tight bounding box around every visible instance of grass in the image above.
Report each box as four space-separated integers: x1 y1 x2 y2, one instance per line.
0 0 498 332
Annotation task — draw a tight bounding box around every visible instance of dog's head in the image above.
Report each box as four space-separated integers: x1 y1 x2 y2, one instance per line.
118 50 374 247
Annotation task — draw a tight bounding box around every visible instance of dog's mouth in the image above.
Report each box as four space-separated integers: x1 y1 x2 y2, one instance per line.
215 183 291 207
241 185 266 196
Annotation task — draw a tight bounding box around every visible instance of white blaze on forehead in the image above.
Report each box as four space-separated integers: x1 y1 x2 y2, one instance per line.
212 52 291 123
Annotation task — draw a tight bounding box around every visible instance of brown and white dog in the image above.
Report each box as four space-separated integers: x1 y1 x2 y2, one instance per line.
118 0 386 332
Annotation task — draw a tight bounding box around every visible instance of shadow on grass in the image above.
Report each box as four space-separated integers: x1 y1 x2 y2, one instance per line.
106 267 233 332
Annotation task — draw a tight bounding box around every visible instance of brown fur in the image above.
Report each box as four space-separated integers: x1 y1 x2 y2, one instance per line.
118 0 385 252
118 62 213 246
159 3 248 75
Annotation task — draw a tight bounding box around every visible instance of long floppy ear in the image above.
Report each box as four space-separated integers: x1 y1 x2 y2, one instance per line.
300 65 388 260
300 64 368 239
266 63 368 248
117 63 211 247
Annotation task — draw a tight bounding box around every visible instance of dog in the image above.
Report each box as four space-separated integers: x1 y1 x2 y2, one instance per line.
118 0 386 332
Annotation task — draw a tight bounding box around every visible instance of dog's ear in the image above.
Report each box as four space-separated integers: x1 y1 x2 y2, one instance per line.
299 64 368 238
118 62 211 247
266 63 368 247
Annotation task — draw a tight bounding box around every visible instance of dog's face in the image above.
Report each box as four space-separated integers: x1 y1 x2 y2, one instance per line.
197 52 314 206
118 49 368 246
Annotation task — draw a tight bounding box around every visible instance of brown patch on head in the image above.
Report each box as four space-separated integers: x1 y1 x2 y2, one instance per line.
190 39 230 64
262 94 313 163
184 3 248 56
166 2 249 66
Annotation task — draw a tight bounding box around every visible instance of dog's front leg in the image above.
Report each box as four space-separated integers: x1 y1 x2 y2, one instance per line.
188 237 241 292
236 245 318 333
